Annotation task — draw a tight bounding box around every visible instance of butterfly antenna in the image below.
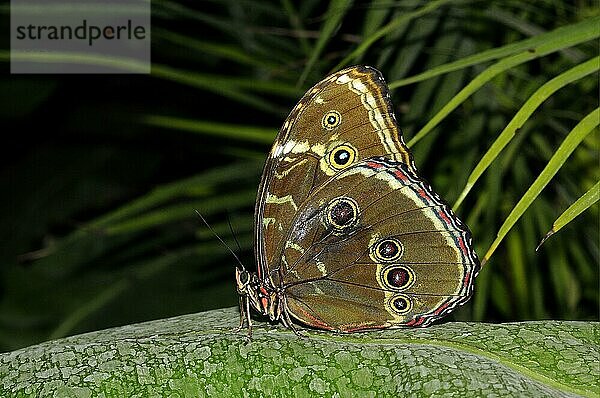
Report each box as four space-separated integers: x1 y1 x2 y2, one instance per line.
195 210 246 271
226 214 243 253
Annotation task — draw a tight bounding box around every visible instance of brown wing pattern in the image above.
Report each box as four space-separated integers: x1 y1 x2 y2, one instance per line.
279 158 480 331
255 66 414 285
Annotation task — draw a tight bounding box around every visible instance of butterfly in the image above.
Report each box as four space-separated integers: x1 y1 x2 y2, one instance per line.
236 65 480 335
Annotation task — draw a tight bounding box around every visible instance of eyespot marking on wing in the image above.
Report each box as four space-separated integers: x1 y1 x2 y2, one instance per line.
370 238 404 262
328 144 356 170
389 294 412 315
382 265 415 290
324 196 360 234
322 110 342 130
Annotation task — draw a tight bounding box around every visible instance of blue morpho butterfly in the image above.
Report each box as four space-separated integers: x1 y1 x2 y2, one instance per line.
234 66 480 335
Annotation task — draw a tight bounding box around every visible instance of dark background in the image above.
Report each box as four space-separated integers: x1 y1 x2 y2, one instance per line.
0 1 598 351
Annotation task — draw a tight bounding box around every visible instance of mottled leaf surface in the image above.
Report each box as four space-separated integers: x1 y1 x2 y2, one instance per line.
0 308 597 397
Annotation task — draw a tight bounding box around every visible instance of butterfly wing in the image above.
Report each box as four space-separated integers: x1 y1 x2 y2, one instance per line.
278 158 480 331
256 66 414 285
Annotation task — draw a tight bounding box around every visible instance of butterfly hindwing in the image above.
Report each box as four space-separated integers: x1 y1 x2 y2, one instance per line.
279 158 480 331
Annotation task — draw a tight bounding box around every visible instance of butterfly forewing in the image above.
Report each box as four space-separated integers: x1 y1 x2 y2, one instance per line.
255 66 414 284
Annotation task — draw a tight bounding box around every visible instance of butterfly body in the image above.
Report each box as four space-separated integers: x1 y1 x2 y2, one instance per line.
237 66 479 333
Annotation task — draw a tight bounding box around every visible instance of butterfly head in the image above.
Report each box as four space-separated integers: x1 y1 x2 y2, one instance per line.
235 267 252 294
235 268 281 321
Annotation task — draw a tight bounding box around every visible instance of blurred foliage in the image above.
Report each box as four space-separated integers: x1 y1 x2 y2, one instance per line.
0 0 598 351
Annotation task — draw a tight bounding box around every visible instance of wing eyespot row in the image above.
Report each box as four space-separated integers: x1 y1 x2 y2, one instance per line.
370 236 415 293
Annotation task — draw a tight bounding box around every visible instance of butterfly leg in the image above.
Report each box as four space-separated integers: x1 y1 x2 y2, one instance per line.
245 296 253 338
234 296 253 339
234 296 245 332
281 296 306 338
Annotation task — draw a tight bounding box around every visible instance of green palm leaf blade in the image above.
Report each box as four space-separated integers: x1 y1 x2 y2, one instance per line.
1 50 289 114
453 56 600 210
332 0 455 71
297 0 353 86
153 28 281 69
407 28 600 149
388 15 599 89
25 162 261 274
89 162 262 229
141 115 277 144
360 0 393 39
280 0 311 56
536 180 600 250
151 65 287 115
1 50 149 72
483 108 600 264
105 189 256 236
0 308 598 397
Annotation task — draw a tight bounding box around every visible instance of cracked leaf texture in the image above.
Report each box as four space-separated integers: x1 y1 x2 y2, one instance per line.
0 308 597 397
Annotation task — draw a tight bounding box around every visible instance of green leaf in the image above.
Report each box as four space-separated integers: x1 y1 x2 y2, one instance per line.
150 65 288 115
86 162 262 229
105 188 256 235
1 50 149 73
153 28 280 69
141 115 277 144
0 308 597 397
389 15 600 89
0 51 291 114
22 162 261 277
483 108 600 263
407 39 600 148
537 180 600 250
453 56 600 209
297 0 353 86
332 0 456 71
280 0 311 56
